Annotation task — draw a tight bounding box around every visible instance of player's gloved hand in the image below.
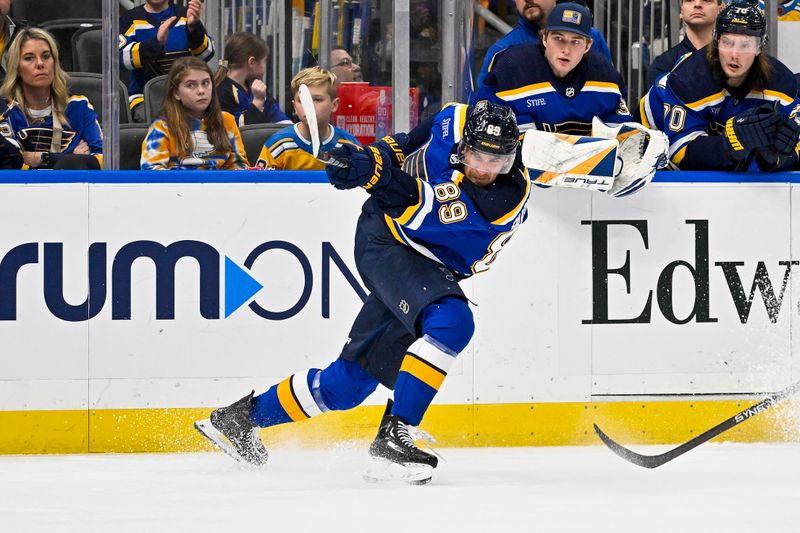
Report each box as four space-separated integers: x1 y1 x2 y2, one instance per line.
326 143 391 191
724 105 782 160
373 133 410 168
771 116 800 156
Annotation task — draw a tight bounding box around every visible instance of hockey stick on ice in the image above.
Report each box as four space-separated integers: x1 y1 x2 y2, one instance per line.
594 379 800 469
298 83 348 169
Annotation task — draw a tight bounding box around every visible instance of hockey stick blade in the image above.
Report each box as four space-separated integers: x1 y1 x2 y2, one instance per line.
594 379 800 469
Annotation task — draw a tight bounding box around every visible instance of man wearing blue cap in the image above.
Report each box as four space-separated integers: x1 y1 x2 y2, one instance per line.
475 0 612 90
473 2 631 135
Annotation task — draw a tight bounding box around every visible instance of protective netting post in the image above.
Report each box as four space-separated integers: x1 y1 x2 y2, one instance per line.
102 0 120 170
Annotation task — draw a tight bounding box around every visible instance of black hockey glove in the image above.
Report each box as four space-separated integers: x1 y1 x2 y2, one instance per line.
724 105 782 160
373 133 410 168
771 116 800 156
326 143 391 191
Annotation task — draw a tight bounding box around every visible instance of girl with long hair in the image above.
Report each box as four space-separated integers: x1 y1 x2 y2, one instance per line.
141 56 248 170
0 27 102 170
213 32 289 125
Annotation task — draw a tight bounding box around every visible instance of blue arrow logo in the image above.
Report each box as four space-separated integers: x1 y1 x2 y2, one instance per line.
224 256 263 318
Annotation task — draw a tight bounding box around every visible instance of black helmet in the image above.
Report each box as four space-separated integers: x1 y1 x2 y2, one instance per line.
461 99 519 158
714 0 767 48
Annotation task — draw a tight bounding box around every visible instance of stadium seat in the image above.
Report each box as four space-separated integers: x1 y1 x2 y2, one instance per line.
67 72 131 124
41 19 102 72
239 123 285 166
11 2 102 25
144 75 168 124
119 124 150 170
71 28 102 74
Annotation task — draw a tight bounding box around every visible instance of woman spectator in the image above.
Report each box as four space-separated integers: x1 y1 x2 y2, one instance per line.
141 56 248 170
0 27 102 170
214 32 289 126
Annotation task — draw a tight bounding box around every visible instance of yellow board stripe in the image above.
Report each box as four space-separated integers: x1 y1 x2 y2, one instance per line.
277 377 310 422
2 398 800 454
399 353 446 391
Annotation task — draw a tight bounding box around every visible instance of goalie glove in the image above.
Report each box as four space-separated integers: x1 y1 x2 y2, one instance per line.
591 118 669 197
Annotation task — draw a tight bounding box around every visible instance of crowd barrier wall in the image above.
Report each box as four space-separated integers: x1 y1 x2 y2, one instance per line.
1 170 799 453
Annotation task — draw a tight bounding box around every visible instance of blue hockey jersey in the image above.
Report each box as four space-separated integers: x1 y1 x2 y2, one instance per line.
371 163 531 278
640 49 800 170
1 95 103 168
216 76 290 126
401 102 470 181
474 44 631 134
119 3 215 113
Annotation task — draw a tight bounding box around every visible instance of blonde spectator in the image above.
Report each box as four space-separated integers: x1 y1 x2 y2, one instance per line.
255 66 359 170
0 27 102 170
141 57 248 170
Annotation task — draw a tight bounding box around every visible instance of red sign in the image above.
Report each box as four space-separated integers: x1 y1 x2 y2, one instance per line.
332 83 419 144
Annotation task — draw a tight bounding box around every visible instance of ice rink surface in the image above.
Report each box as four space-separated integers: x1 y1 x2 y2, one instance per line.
2 443 799 533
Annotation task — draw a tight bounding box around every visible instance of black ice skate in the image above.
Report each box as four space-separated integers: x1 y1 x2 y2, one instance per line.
365 400 438 485
194 391 269 466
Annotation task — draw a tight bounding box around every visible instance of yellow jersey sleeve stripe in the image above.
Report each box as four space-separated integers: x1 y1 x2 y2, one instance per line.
399 354 446 391
671 144 689 167
394 180 425 225
384 214 407 245
762 89 795 105
496 82 552 99
277 377 310 421
686 90 726 110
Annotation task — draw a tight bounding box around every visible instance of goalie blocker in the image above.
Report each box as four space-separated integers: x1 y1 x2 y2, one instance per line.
522 118 669 197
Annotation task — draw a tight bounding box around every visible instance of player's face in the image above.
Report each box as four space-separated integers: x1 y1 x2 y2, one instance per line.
292 83 339 129
174 69 213 117
515 0 555 24
680 0 721 30
718 33 760 86
461 148 511 187
18 38 54 92
0 0 12 17
543 31 592 78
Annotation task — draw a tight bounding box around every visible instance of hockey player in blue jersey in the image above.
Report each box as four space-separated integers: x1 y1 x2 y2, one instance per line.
473 2 631 135
476 0 613 90
640 0 800 171
196 102 529 484
194 101 668 483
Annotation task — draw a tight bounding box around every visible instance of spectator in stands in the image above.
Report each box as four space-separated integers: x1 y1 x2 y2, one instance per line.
475 0 612 89
473 2 631 135
120 0 215 123
0 0 25 82
255 67 359 170
141 57 248 170
329 46 362 85
214 32 289 126
646 0 722 89
0 28 102 170
640 0 799 171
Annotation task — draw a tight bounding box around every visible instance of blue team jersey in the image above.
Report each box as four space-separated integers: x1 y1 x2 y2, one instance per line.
640 49 800 170
401 102 470 181
380 165 531 277
255 123 360 170
1 95 103 167
474 44 631 134
119 4 215 111
216 76 290 126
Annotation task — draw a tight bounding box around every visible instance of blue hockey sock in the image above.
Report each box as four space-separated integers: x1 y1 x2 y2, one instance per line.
391 335 457 426
251 368 327 427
